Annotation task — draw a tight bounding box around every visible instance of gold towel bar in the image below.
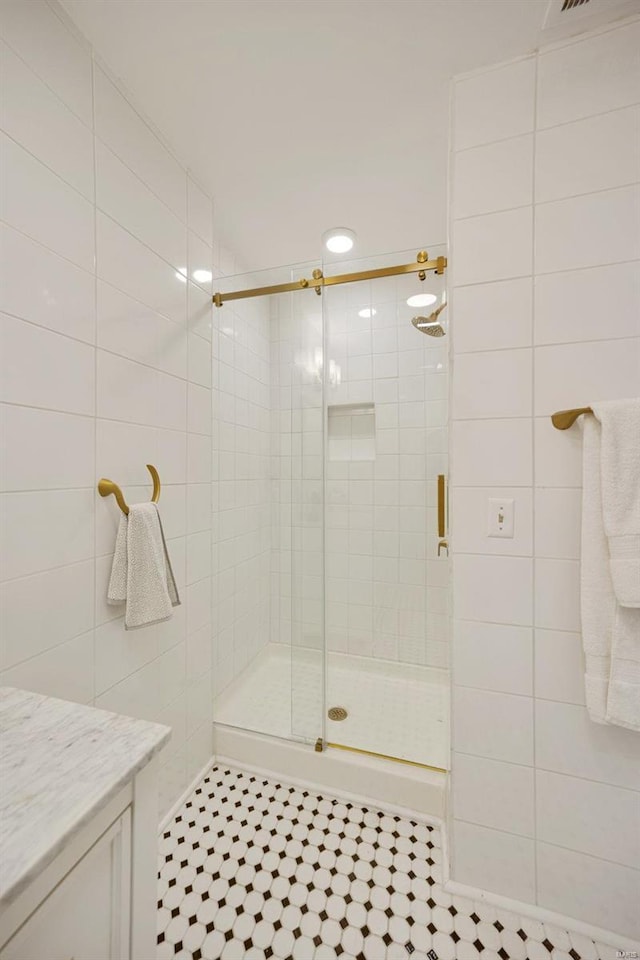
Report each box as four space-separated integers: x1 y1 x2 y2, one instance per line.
97 464 161 516
551 407 593 430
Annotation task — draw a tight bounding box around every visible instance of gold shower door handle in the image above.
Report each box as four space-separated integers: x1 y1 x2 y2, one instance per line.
437 474 446 538
437 474 448 557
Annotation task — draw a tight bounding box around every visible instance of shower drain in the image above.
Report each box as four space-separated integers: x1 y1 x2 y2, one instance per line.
328 706 348 721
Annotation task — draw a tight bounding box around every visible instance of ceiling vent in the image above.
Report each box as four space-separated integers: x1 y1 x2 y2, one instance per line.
542 0 640 39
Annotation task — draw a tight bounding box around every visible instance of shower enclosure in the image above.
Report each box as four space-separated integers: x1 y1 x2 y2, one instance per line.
213 248 449 772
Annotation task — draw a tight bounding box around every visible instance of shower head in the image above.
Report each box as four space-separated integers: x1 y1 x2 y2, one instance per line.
411 301 446 337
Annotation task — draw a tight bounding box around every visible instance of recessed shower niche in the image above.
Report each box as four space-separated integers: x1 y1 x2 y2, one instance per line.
327 402 375 461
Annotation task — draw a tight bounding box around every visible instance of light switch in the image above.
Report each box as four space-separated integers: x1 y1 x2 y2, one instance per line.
488 498 514 538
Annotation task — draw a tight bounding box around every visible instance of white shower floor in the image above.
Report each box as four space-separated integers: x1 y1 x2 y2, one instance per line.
214 644 449 769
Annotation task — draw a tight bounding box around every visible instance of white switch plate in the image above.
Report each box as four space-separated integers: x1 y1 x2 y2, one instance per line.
488 498 514 538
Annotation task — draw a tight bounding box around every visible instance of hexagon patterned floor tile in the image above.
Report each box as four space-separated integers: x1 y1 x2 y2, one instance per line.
157 765 619 960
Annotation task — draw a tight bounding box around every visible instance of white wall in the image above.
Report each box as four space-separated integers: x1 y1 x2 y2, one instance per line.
0 0 219 815
450 19 640 939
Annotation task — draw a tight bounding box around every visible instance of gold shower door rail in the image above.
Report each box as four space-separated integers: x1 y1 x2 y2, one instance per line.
213 251 447 306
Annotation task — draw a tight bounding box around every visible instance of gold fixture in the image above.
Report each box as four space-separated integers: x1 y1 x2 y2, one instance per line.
97 464 161 516
328 706 348 721
326 741 448 774
212 251 447 307
437 474 448 556
412 301 447 337
314 737 325 752
437 474 446 538
551 406 593 430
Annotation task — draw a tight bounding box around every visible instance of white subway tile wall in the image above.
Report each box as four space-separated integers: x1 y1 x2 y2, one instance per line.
450 21 640 939
0 0 219 816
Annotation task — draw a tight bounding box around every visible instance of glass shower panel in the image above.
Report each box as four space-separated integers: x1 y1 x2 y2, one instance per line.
211 262 325 747
288 270 325 744
322 248 450 768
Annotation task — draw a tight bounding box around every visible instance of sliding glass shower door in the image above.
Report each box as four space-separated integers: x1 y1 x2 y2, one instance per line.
212 263 325 747
321 248 449 768
288 268 326 745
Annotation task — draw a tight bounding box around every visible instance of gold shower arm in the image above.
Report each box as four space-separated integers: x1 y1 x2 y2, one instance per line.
98 464 161 515
551 407 593 430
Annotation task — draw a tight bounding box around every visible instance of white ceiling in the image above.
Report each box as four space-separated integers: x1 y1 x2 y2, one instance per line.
62 0 547 270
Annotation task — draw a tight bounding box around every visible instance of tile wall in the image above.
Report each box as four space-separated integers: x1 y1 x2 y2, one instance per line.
323 272 449 669
0 0 222 815
269 287 324 659
450 19 640 938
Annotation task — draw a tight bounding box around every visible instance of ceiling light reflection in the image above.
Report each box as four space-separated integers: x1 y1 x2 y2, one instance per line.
406 293 437 308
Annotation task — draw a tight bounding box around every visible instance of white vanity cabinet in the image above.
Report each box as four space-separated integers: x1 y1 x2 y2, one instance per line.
1 809 131 960
0 688 171 960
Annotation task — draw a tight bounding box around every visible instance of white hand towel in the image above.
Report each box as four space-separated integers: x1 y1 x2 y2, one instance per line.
581 412 640 731
581 414 615 723
593 399 640 607
608 602 640 731
107 502 180 630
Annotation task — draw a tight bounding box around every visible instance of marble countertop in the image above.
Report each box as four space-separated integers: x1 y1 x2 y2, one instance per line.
0 687 171 908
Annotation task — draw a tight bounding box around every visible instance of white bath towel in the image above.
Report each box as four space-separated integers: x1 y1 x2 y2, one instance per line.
593 399 640 607
107 502 180 630
581 411 640 731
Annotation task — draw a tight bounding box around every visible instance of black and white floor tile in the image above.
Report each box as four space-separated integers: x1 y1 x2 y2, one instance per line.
157 765 619 960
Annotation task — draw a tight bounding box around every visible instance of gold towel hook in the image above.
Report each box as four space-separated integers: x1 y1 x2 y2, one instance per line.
551 407 593 430
97 464 161 516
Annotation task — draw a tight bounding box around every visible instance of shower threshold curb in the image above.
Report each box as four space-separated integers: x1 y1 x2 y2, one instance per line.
212 722 447 821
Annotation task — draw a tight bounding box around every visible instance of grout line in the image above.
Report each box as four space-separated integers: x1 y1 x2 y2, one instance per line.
453 331 640 355
536 12 640 57
453 748 640 795
534 179 640 208
0 480 190 495
93 131 188 228
453 201 532 224
452 257 640 289
535 99 640 135
452 175 640 231
0 556 95 585
452 814 640 870
45 0 92 53
87 43 100 711
0 217 96 277
531 49 540 904
0 127 94 205
92 207 205 291
1 623 98 676
1 25 93 128
452 99 640 156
